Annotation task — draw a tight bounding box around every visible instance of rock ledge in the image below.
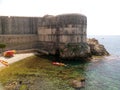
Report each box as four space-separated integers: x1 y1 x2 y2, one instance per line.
87 38 109 56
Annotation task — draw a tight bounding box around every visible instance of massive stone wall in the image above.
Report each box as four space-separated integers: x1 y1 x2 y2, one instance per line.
0 16 9 34
0 35 38 50
0 16 40 50
38 14 89 57
38 25 86 43
0 16 39 34
0 14 89 58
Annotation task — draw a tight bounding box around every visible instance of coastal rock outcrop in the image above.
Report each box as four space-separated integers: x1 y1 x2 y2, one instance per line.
59 38 109 59
37 38 109 60
60 42 91 59
87 38 109 56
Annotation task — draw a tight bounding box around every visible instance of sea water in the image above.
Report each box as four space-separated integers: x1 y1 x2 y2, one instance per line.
82 35 120 90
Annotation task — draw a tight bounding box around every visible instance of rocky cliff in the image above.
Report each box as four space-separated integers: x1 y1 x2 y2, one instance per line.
59 42 91 59
87 38 109 56
59 38 109 59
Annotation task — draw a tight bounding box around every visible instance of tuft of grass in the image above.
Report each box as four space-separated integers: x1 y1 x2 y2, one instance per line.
20 85 27 90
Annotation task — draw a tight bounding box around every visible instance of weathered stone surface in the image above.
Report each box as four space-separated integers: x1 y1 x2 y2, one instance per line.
0 16 38 34
87 38 109 56
0 14 109 59
71 79 85 89
38 14 88 58
0 35 38 50
59 43 91 58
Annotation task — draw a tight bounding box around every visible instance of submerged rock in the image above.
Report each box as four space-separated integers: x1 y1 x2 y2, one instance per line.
87 38 109 56
71 79 85 89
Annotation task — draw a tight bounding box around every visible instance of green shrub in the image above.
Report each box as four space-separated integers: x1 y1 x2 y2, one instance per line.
0 44 6 49
0 43 6 53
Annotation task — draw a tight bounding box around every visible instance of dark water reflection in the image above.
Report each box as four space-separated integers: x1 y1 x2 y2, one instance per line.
82 55 120 90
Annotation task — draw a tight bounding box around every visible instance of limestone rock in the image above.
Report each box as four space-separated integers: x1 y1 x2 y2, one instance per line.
71 79 85 89
87 38 109 56
60 42 91 59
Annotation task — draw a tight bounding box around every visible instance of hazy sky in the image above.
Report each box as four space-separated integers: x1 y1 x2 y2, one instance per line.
0 0 120 35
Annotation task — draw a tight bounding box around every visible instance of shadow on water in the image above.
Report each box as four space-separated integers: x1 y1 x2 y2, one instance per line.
37 54 90 65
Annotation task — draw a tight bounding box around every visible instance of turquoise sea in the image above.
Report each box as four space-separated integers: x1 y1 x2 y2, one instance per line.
83 35 120 90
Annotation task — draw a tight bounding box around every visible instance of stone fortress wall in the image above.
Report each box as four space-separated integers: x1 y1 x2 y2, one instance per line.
0 14 88 58
0 16 39 34
38 14 88 56
0 16 39 50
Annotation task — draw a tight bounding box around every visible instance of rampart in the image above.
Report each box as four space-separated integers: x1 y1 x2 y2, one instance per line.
0 14 90 58
0 16 39 50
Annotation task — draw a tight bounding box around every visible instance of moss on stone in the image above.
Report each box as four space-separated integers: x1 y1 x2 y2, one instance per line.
0 55 86 90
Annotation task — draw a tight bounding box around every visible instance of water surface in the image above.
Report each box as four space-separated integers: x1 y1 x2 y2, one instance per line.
83 35 120 90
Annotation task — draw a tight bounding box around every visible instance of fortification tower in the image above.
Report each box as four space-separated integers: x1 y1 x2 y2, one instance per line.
38 14 90 58
0 14 90 58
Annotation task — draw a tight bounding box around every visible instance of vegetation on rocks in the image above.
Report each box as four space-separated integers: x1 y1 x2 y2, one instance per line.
59 38 109 59
60 43 91 59
0 43 6 53
0 55 86 90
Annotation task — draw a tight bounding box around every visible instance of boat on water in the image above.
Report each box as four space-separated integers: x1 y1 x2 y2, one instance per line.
52 62 67 66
